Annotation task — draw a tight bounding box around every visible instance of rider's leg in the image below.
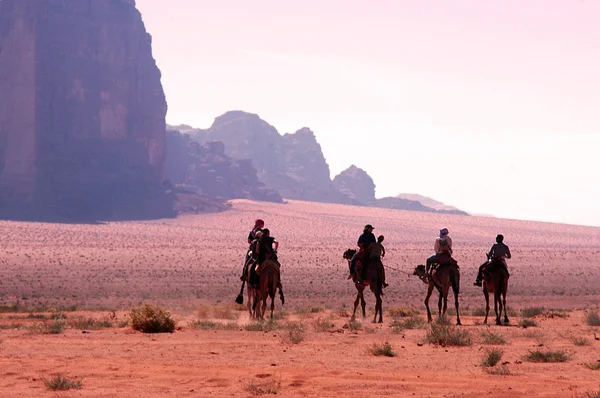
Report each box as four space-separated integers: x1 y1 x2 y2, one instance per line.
474 263 485 286
381 261 388 288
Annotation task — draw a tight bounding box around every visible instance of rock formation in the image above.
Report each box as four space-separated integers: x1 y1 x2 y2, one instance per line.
166 129 282 203
395 194 468 215
0 0 181 220
192 111 354 203
333 165 376 204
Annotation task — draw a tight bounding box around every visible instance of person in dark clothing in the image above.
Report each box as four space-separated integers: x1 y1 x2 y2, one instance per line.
349 224 376 284
474 234 512 286
241 219 265 281
369 235 389 288
248 219 265 244
255 229 284 300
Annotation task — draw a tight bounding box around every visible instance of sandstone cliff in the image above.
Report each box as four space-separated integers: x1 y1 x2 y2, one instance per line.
0 0 178 220
194 111 354 204
166 129 282 203
332 165 376 204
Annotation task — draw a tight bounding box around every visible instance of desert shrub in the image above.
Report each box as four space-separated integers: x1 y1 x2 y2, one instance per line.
286 322 306 344
346 320 363 331
337 308 350 318
581 390 600 398
519 318 538 328
572 337 592 346
130 305 175 333
521 307 545 318
481 329 507 345
584 361 600 370
27 313 47 320
370 342 396 357
247 379 281 395
524 350 569 363
388 307 420 318
69 317 112 330
190 320 218 330
0 323 23 330
313 317 334 332
30 320 66 335
546 309 570 318
50 312 67 320
485 365 512 376
44 375 82 391
586 311 600 327
244 319 280 332
435 315 452 326
481 348 504 367
472 308 487 317
426 323 472 346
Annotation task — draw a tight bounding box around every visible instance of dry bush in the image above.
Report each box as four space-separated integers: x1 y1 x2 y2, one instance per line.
584 361 600 370
426 322 472 346
586 311 600 326
244 319 280 332
481 329 507 345
572 336 592 346
313 317 335 332
519 318 538 328
69 317 112 330
190 320 218 330
522 307 545 318
485 365 512 376
130 305 175 333
247 379 281 395
345 320 363 331
580 390 600 398
481 348 504 367
29 320 66 335
286 321 306 344
370 342 396 357
388 307 420 318
472 308 487 317
44 375 82 391
524 350 569 363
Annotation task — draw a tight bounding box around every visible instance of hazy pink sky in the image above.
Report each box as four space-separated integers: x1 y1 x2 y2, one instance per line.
136 0 600 226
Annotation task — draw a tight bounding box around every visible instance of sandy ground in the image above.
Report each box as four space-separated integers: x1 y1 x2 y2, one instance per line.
1 199 600 396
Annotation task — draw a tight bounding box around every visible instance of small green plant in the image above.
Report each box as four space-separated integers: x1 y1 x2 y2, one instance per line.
370 342 396 357
44 374 82 391
572 337 592 346
27 313 47 320
30 320 66 334
481 329 507 345
586 311 600 327
244 319 280 332
313 317 334 332
130 305 175 333
346 320 363 331
69 317 112 330
521 307 545 318
190 320 218 330
584 361 600 370
426 322 472 346
481 348 503 367
519 318 538 328
286 321 305 344
388 307 420 318
50 312 67 320
524 350 569 363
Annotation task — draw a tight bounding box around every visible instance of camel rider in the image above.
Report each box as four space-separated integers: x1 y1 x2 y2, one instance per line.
241 219 265 281
255 229 285 297
369 235 389 288
474 234 511 286
426 228 453 274
349 224 376 284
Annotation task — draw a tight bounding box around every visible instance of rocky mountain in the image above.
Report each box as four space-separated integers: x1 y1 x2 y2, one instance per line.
183 111 355 204
395 193 466 214
333 165 376 204
166 129 282 203
0 0 187 220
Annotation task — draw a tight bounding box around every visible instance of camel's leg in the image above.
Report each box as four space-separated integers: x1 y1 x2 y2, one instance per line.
441 285 450 318
454 290 461 326
496 292 503 326
247 287 253 318
493 293 499 326
376 291 383 323
503 291 509 324
361 291 367 319
437 291 443 318
351 291 360 322
424 283 435 323
483 288 490 325
270 294 275 320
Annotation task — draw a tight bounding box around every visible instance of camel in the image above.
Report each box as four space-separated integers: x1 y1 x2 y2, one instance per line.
413 262 461 325
235 256 261 318
343 249 384 323
480 257 510 325
255 260 283 319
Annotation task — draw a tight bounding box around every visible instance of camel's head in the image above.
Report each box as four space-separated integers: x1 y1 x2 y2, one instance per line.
343 249 356 261
413 265 426 277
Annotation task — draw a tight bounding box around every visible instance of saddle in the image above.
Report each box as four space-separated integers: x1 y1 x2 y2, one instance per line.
432 254 459 270
482 258 509 277
256 259 281 275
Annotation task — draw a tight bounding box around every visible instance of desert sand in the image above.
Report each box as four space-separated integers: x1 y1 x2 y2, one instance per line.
1 200 599 397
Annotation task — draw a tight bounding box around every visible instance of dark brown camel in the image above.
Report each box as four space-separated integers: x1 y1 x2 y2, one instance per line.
255 260 283 319
413 263 461 325
343 249 384 323
480 258 510 325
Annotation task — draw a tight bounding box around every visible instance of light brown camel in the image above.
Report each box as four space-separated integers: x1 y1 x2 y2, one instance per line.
255 260 283 320
413 263 461 325
480 257 510 325
343 249 384 323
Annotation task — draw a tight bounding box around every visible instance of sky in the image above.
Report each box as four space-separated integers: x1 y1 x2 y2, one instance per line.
136 0 600 227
